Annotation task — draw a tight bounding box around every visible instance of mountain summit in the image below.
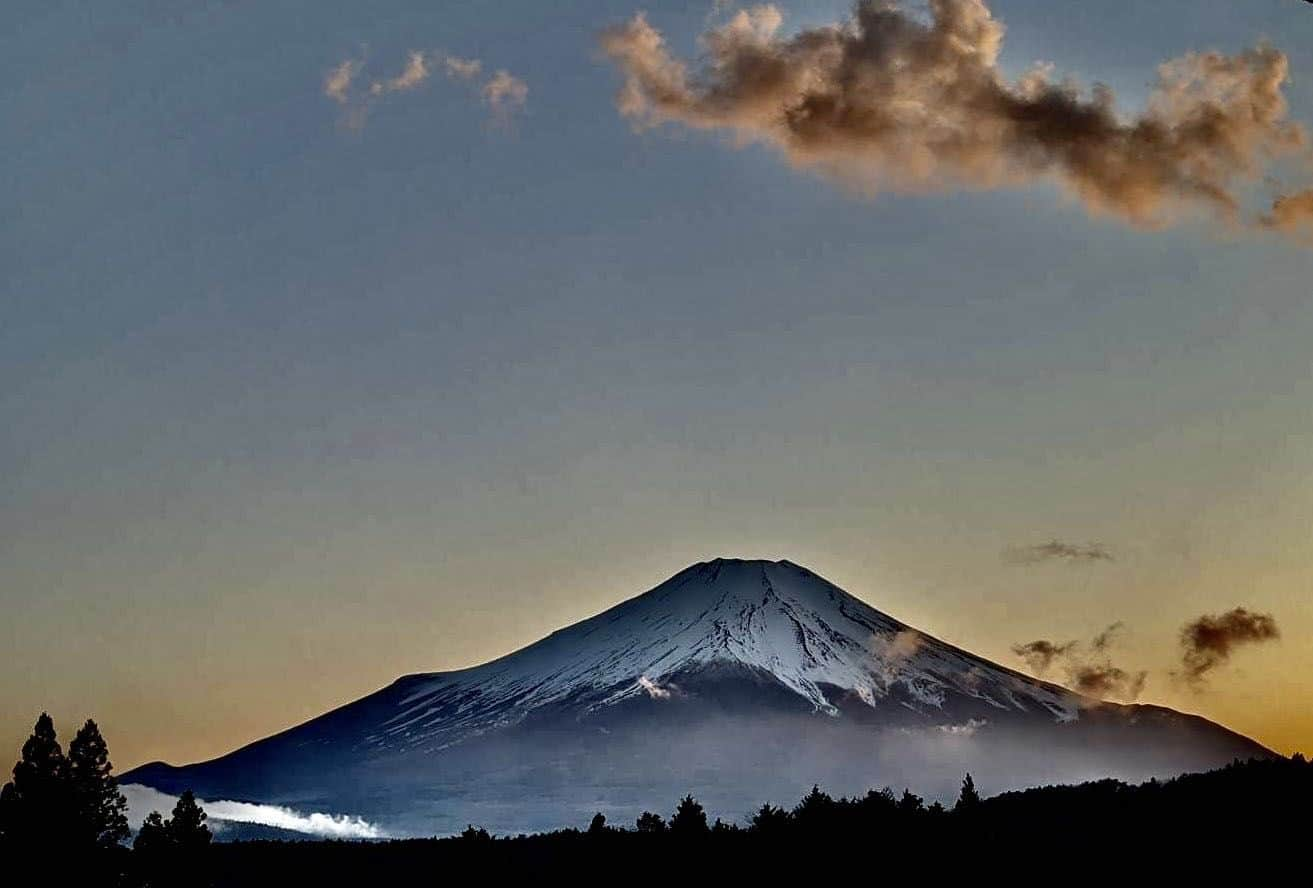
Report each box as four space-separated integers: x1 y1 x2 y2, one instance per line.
125 559 1269 835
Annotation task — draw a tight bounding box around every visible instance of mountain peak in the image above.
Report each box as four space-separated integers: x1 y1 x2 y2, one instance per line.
378 557 1080 746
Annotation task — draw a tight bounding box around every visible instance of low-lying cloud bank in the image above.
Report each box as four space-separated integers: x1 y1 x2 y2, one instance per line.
122 784 385 840
599 0 1313 237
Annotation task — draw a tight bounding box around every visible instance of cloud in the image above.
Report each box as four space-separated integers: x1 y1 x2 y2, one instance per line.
482 69 529 117
937 718 988 737
323 50 524 128
1011 639 1076 675
872 628 923 662
598 1 1312 233
637 675 673 699
1003 540 1113 565
324 58 360 105
1091 621 1124 651
444 55 484 81
121 784 385 840
1179 607 1280 686
1259 189 1313 238
1013 623 1145 702
371 50 431 96
1069 663 1147 701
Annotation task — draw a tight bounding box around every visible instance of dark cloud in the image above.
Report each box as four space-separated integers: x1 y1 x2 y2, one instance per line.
1070 664 1147 701
1010 639 1075 675
1013 623 1145 702
599 0 1312 234
1179 608 1280 686
1003 540 1114 565
1091 621 1124 651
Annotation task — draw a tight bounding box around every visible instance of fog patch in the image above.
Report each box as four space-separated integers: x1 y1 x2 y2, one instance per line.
122 784 386 840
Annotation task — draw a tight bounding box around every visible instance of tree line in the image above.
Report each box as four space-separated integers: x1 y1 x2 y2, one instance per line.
0 713 211 886
3 709 1309 883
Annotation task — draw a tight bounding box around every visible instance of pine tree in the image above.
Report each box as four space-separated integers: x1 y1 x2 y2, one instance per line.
1 713 71 847
134 811 170 854
635 811 666 833
669 794 708 835
955 773 981 812
67 719 130 850
166 790 212 852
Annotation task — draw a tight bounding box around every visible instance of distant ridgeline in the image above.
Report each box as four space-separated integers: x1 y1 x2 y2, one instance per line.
2 708 1308 882
205 755 1306 881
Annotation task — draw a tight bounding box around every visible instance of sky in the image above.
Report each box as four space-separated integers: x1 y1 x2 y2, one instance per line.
2 0 1312 772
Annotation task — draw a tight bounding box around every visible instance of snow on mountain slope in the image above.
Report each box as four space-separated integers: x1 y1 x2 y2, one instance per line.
370 559 1079 751
123 557 1272 837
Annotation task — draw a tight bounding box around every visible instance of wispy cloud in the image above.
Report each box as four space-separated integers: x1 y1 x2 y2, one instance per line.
323 49 527 129
1002 540 1113 565
482 69 529 119
371 50 431 96
323 58 360 105
598 0 1313 235
937 718 988 737
1011 639 1076 675
1178 607 1280 687
122 784 385 840
1013 622 1145 702
444 55 484 81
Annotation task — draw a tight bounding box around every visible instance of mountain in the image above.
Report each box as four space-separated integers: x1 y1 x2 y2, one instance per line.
124 558 1269 836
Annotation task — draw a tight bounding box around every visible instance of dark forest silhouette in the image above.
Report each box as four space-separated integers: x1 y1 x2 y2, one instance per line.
1 710 1308 884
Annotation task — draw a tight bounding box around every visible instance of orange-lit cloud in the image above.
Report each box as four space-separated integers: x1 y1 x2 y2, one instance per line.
324 50 526 129
599 0 1311 233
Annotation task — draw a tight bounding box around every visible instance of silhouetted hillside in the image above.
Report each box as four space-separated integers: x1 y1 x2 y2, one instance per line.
203 755 1309 883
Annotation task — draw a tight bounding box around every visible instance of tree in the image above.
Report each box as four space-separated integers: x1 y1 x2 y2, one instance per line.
955 773 981 813
635 811 666 833
669 794 708 835
67 719 130 850
0 713 71 848
588 812 607 835
133 811 170 856
459 825 492 842
898 789 924 816
167 791 212 852
793 785 836 827
134 792 212 887
749 803 790 835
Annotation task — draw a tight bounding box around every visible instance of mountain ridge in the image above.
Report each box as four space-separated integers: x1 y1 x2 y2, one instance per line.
124 557 1271 835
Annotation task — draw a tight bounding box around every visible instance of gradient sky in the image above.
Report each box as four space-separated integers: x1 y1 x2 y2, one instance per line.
3 0 1312 771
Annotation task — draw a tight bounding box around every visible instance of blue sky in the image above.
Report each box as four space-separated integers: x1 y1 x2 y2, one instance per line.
4 1 1313 765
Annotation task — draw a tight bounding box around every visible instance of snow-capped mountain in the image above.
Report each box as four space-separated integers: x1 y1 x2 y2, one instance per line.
124 559 1269 836
367 558 1078 751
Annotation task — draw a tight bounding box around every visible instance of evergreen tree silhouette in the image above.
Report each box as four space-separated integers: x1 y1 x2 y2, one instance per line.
635 811 666 833
459 825 492 841
67 719 130 850
167 790 212 852
954 773 981 812
133 811 170 855
669 794 708 835
898 788 924 816
748 803 790 834
134 791 212 886
0 713 71 850
588 812 607 834
792 784 836 829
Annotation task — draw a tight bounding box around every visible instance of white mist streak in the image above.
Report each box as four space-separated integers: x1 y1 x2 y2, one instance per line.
122 784 386 839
